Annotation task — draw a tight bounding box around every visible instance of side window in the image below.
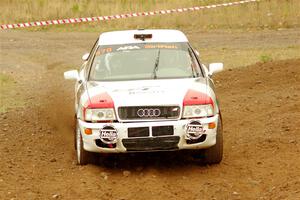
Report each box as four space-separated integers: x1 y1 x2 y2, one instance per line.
202 64 209 76
188 45 205 77
84 39 99 78
188 48 203 77
87 39 99 66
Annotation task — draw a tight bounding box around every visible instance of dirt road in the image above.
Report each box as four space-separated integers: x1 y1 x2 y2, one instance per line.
0 30 300 200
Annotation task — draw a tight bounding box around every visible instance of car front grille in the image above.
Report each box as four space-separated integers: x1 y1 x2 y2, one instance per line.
122 136 180 152
118 106 180 120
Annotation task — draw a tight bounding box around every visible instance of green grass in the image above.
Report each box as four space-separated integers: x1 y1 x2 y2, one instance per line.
0 0 299 32
259 54 273 63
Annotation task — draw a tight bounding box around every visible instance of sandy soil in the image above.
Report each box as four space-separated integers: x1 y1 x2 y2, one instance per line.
0 30 300 200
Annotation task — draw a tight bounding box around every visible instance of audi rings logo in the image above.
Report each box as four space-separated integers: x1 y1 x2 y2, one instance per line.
137 108 161 118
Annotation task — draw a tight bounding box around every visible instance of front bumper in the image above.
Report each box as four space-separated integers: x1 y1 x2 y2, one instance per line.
78 114 219 153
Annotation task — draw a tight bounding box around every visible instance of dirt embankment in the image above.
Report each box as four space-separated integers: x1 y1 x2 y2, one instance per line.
0 30 300 200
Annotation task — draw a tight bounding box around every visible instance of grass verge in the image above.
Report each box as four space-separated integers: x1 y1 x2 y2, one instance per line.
0 0 299 32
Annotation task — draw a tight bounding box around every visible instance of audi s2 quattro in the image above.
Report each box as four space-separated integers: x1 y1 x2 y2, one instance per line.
64 29 224 165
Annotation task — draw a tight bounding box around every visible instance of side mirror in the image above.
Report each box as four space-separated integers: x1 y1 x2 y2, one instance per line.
82 53 90 61
64 70 79 80
208 63 224 76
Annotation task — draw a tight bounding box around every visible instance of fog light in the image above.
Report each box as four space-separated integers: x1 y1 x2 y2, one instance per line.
185 120 206 140
99 125 118 144
84 128 92 135
208 122 216 129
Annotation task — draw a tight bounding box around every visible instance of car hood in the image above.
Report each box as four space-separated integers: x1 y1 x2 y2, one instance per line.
86 78 207 107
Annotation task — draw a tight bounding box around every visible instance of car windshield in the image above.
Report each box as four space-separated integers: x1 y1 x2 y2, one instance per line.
89 42 201 81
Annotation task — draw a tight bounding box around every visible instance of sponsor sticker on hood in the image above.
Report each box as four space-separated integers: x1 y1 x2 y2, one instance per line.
112 86 164 95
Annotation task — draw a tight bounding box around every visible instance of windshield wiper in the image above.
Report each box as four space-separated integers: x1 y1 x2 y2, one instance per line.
152 49 160 79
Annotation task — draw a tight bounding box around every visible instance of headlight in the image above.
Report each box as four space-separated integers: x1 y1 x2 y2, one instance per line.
85 108 116 122
183 104 214 118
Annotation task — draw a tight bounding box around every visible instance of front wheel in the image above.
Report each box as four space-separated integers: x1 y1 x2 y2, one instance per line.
75 122 91 165
202 117 223 164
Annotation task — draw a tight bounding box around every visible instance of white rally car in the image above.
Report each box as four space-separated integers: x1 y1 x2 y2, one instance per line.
64 29 224 165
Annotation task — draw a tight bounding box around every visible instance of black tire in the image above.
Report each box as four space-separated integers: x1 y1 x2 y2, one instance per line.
74 116 77 150
75 121 91 165
202 117 223 164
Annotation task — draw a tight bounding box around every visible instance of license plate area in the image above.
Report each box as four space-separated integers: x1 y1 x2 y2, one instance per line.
128 127 149 138
152 126 174 136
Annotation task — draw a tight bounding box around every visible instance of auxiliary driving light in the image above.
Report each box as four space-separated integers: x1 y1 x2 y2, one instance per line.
185 120 206 140
99 125 118 144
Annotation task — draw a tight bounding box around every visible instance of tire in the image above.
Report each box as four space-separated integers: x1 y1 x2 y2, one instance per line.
202 117 223 164
75 121 91 165
74 116 77 150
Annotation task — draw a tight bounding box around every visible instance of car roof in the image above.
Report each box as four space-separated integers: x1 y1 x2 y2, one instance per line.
98 29 189 46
